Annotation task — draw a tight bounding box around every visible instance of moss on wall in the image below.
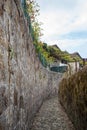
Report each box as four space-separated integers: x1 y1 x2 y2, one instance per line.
59 66 87 130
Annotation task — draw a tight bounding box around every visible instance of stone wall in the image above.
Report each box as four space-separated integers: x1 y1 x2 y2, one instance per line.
0 0 62 129
59 66 87 130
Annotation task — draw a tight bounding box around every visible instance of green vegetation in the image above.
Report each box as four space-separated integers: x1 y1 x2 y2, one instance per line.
70 52 83 65
61 51 74 62
22 0 83 68
85 62 87 65
26 0 42 41
34 42 83 67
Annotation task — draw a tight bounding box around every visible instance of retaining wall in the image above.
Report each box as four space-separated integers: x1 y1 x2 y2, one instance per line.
0 0 62 129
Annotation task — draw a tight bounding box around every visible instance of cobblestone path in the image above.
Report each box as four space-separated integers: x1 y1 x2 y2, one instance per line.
31 96 75 130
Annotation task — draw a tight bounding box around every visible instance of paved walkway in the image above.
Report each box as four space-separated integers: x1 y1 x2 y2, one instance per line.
31 97 75 130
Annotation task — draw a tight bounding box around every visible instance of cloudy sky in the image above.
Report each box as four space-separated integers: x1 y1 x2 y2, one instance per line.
36 0 87 58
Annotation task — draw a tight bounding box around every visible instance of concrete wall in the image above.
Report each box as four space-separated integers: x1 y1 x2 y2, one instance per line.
0 0 62 129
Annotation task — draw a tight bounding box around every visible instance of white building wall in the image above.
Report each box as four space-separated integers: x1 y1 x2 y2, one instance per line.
68 62 80 74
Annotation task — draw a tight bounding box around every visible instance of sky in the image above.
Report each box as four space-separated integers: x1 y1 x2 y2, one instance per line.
36 0 87 58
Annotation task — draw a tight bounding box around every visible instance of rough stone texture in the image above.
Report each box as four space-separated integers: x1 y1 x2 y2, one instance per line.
59 66 87 130
0 0 62 129
31 97 75 130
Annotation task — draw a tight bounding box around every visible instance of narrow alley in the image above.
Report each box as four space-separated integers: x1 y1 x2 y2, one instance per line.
31 97 75 130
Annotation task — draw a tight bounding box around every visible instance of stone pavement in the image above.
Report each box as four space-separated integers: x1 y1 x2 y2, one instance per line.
30 97 75 130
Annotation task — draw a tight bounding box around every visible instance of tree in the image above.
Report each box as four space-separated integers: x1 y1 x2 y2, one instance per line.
26 0 42 41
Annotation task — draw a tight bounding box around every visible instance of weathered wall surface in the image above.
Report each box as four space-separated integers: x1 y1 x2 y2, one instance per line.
0 0 62 129
59 66 87 130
